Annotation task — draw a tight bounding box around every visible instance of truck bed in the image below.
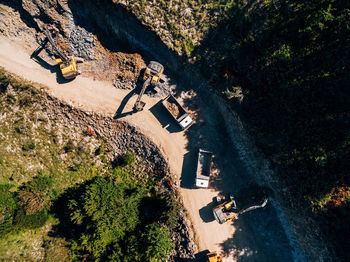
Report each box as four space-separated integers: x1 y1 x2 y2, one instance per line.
195 149 213 188
162 95 186 120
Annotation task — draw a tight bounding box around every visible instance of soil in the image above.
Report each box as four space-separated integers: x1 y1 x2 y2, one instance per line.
165 99 181 119
0 1 333 261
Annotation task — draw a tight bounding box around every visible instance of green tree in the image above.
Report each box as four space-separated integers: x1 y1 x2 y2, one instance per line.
0 184 17 236
68 176 144 259
142 224 172 262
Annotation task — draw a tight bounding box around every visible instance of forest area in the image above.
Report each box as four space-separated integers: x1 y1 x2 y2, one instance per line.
0 70 176 261
188 0 350 259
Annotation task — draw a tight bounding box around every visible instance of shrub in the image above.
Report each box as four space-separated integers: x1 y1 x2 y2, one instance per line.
0 184 17 236
22 142 35 151
123 151 136 166
63 141 75 153
13 207 49 229
141 224 172 261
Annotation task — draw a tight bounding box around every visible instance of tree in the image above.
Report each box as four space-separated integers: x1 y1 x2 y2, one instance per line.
142 224 173 262
68 176 144 260
0 184 17 236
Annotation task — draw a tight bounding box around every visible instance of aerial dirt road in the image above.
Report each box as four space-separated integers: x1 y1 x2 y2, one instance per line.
0 36 303 261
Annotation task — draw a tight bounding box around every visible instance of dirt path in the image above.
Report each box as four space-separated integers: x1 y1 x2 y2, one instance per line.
0 36 306 261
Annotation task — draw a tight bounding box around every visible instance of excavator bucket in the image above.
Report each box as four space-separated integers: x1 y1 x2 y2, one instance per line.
134 101 146 111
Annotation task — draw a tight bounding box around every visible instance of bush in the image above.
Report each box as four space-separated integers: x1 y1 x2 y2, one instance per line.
22 142 35 151
141 224 172 261
63 141 75 153
13 207 49 229
123 151 136 166
0 184 17 236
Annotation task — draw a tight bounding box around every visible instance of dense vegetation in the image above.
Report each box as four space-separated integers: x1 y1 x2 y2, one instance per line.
191 0 350 260
0 68 175 261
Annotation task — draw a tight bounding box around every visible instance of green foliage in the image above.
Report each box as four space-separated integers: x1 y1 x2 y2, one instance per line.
63 140 75 153
123 151 136 166
68 176 144 259
22 142 35 151
0 184 17 236
13 207 49 229
191 0 350 259
141 224 172 262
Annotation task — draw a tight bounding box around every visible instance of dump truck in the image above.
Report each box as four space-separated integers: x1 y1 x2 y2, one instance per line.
213 196 268 224
134 61 164 111
195 149 213 188
162 94 193 130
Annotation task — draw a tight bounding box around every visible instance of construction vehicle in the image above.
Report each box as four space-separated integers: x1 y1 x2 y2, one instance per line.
42 27 81 79
213 195 268 224
133 61 164 111
195 149 213 188
206 251 223 262
162 94 193 130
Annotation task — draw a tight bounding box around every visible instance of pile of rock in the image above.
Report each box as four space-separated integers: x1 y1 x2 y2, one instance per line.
69 26 95 60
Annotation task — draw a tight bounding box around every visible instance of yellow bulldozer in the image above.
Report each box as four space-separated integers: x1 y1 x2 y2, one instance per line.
133 61 164 111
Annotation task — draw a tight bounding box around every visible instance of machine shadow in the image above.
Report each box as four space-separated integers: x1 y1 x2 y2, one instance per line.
179 151 197 189
199 198 216 223
149 101 182 133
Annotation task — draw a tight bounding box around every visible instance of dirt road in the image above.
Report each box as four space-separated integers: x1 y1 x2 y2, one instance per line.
0 36 304 261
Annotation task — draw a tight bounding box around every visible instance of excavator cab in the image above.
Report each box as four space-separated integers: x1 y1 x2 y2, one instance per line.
134 61 164 111
55 56 79 79
143 61 164 86
207 252 223 262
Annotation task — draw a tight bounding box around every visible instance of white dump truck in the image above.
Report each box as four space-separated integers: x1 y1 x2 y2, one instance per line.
195 149 213 188
162 94 193 130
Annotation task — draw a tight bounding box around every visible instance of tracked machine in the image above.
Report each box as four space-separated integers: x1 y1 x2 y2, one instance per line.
213 195 268 224
133 61 164 111
41 27 82 79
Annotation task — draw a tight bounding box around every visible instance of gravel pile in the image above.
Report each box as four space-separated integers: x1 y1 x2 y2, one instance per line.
69 26 95 60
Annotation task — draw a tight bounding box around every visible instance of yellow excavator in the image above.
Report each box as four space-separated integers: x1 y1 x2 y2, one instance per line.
42 27 81 79
206 252 223 262
133 61 164 111
213 195 268 224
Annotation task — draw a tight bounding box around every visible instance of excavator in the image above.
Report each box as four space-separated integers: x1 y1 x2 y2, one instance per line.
206 252 223 262
213 195 268 224
41 26 81 79
133 61 164 111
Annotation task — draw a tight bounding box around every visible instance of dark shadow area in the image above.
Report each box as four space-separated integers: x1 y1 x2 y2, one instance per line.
221 202 294 261
149 101 182 133
199 198 216 223
113 88 137 119
179 151 197 189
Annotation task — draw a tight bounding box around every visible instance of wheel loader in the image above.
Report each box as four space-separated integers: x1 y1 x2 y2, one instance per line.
133 61 164 111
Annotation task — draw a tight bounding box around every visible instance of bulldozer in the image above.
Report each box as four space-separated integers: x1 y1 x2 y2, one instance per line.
42 27 81 79
213 195 268 224
133 61 164 111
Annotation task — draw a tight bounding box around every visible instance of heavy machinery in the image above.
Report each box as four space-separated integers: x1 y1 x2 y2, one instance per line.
42 27 81 79
133 61 164 111
213 195 268 224
206 252 223 262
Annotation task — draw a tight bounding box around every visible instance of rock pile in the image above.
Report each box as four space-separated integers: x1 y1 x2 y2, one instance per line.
69 26 95 60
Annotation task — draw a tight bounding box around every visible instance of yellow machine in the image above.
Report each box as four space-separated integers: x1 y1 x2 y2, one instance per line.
207 252 223 262
134 61 164 111
213 195 268 224
43 28 80 79
55 57 79 79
